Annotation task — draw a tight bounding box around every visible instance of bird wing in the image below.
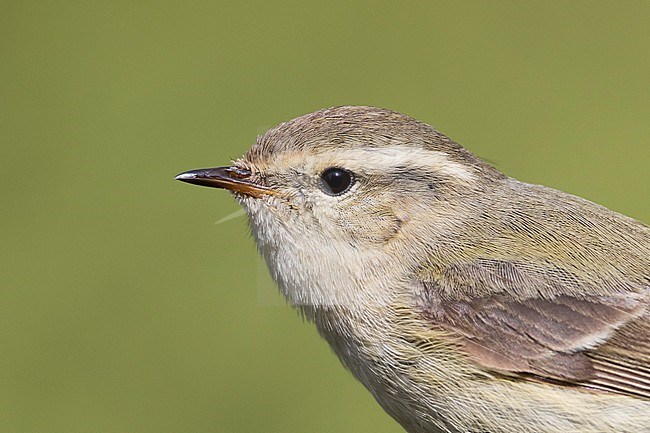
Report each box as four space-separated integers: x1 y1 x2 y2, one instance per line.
417 259 650 398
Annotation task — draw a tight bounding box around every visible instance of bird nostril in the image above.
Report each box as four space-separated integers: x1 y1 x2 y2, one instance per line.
226 167 252 179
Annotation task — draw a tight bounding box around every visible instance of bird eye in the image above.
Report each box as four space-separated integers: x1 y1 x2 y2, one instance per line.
320 167 355 196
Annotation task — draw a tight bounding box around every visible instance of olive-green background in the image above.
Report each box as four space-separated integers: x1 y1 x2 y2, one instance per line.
1 2 648 432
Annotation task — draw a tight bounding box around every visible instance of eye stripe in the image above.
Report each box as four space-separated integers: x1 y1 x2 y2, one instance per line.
325 147 476 184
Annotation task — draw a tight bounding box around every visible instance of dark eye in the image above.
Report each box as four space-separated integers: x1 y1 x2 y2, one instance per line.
320 167 355 196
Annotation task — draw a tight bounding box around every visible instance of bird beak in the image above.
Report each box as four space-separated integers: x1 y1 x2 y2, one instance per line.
174 166 276 198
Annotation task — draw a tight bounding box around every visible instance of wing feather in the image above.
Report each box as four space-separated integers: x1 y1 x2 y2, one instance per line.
418 260 649 399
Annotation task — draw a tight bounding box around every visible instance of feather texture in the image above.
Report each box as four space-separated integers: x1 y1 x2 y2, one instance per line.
418 261 649 399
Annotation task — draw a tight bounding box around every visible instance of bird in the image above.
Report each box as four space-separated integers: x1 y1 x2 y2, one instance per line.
176 106 649 432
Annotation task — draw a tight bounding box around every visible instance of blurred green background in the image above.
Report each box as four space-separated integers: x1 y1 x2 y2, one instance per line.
1 1 648 432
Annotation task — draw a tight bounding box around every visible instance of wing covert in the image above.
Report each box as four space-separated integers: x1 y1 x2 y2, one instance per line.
417 259 649 398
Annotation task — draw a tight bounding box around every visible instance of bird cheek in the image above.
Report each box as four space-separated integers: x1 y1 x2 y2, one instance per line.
338 208 404 246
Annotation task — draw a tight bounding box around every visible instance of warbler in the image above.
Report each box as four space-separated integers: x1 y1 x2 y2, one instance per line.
176 106 649 432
